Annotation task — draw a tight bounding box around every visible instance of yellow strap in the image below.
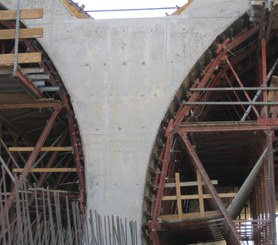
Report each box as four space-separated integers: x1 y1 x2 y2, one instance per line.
59 0 91 19
171 0 193 15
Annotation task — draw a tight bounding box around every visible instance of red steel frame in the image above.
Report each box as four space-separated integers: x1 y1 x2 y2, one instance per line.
24 34 87 209
28 133 67 205
4 106 62 211
0 16 86 215
148 13 277 244
66 104 86 209
179 132 241 244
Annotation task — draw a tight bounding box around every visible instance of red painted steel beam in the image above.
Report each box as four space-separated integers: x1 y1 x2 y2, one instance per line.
4 106 62 211
150 146 165 225
176 51 227 124
150 132 174 244
67 107 86 210
261 37 268 117
179 120 278 133
174 52 225 128
0 122 2 156
179 132 241 245
267 131 277 243
224 25 259 51
153 147 165 190
163 151 178 215
0 100 61 109
263 157 271 244
225 74 250 118
212 41 257 87
225 56 261 118
14 69 43 99
173 26 261 129
25 31 87 209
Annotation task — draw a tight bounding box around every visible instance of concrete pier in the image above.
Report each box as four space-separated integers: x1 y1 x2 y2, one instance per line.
0 0 250 242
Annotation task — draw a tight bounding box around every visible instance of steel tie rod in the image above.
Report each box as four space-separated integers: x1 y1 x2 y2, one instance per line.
241 57 278 121
190 87 278 91
182 101 278 105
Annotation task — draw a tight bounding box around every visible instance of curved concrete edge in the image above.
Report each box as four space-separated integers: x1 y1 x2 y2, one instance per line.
0 0 251 243
180 0 250 18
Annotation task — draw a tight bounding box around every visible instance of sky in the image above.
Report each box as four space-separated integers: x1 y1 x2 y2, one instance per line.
76 0 188 19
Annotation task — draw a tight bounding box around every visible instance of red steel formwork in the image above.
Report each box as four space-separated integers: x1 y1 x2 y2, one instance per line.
144 3 278 245
0 5 86 224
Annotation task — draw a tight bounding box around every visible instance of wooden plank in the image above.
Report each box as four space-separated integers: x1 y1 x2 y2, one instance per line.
165 180 218 188
197 171 205 217
60 0 90 19
0 93 33 103
162 193 236 201
0 9 43 20
13 168 77 173
0 67 44 75
9 146 73 152
163 195 198 201
0 28 43 40
216 193 237 198
0 53 42 66
0 100 61 110
175 173 183 220
160 210 221 222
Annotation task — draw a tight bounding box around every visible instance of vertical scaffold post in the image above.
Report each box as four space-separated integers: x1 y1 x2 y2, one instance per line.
13 0 20 76
267 131 276 244
261 37 268 117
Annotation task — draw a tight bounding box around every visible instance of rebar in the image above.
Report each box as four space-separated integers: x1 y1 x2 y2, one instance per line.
0 169 138 244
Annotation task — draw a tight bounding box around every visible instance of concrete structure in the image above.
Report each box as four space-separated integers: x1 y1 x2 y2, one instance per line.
0 0 254 243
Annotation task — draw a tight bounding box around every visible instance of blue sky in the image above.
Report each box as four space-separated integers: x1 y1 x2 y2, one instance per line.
76 0 188 19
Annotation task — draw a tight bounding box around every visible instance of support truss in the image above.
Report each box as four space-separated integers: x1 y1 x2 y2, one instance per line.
146 8 278 245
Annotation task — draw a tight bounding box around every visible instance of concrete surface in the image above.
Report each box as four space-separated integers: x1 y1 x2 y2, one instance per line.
0 0 250 242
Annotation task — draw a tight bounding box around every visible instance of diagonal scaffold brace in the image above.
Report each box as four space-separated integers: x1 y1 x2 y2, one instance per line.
4 106 63 212
178 131 241 245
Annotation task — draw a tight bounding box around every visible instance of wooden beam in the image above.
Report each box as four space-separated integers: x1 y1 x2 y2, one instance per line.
0 53 42 66
0 28 43 40
197 171 205 217
171 0 193 16
0 100 61 110
0 67 44 75
9 146 73 152
175 173 183 220
160 210 221 222
60 0 90 19
162 193 236 201
164 180 218 188
0 93 33 103
0 9 43 20
13 168 77 173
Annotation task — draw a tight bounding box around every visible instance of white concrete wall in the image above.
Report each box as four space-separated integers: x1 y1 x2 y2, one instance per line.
1 0 250 242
